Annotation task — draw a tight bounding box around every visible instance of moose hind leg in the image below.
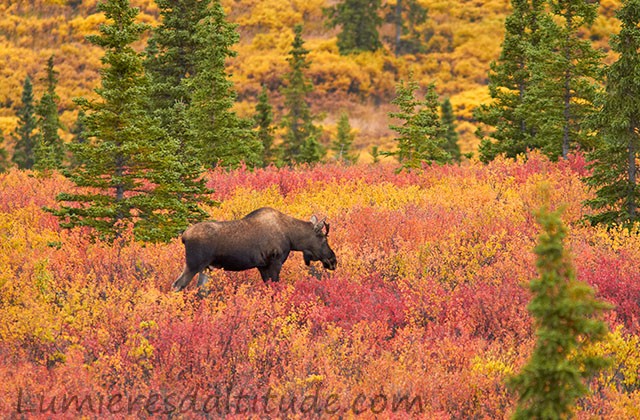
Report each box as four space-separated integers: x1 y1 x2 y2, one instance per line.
196 271 210 287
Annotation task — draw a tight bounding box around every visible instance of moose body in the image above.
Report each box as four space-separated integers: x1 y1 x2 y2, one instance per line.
172 207 337 291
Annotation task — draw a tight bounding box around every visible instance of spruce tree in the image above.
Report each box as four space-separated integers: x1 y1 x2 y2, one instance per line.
186 0 262 168
11 76 38 169
474 0 545 162
332 111 358 164
386 76 450 170
370 145 381 164
145 0 208 167
34 56 64 171
385 0 428 55
324 0 383 54
281 25 324 165
254 85 276 166
51 0 211 243
509 207 610 419
144 0 221 217
68 109 87 169
584 0 640 228
145 0 205 112
440 98 460 161
522 0 602 160
298 137 326 164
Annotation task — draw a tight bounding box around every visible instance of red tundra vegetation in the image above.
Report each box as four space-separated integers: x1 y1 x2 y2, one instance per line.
1 152 639 418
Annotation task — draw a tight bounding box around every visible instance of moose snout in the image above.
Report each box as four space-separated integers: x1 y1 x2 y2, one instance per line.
323 255 337 270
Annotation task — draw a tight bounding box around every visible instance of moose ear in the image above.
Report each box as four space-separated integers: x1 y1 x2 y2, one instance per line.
324 222 330 236
311 215 326 234
313 217 327 234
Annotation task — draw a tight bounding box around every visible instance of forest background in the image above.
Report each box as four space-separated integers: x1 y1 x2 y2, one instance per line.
0 0 621 159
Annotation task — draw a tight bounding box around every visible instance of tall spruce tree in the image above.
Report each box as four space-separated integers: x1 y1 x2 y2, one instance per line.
34 56 64 171
144 0 218 213
144 0 208 165
324 0 383 54
386 76 450 170
440 98 460 161
474 0 545 162
145 0 205 110
332 112 358 164
51 0 211 242
11 76 38 169
281 25 324 165
509 207 610 419
186 0 262 167
522 0 602 160
584 0 640 228
254 85 276 166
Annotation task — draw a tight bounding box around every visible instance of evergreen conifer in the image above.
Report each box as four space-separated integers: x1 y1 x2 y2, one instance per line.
332 112 358 164
34 56 64 171
11 76 38 169
0 129 8 172
474 0 544 162
522 0 602 159
281 25 324 165
254 85 276 166
51 0 211 242
510 207 610 419
324 0 383 54
440 98 460 161
584 0 640 228
386 76 450 169
385 0 428 55
186 0 262 167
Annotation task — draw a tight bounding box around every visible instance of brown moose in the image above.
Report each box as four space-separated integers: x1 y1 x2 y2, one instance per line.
172 207 337 291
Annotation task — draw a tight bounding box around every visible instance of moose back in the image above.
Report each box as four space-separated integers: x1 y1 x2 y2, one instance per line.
172 207 337 291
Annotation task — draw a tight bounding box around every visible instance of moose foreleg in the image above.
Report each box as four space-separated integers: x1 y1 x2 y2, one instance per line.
258 262 282 282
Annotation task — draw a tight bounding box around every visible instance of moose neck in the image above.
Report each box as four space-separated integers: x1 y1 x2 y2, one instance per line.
288 219 316 251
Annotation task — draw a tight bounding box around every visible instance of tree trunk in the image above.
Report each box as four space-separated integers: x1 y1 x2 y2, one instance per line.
562 13 574 160
628 122 637 220
562 68 571 159
115 152 125 230
394 0 402 56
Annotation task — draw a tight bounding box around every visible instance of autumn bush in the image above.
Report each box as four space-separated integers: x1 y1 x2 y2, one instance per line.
1 152 639 418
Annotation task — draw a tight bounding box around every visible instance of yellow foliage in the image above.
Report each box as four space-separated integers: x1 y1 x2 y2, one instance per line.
127 333 155 373
585 325 640 390
590 223 640 253
471 352 515 377
214 186 286 219
68 13 106 37
605 391 640 419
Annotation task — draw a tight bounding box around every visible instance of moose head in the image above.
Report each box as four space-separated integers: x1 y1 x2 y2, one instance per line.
303 215 337 270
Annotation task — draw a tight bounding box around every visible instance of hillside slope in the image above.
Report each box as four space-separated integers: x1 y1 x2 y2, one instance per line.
0 0 621 159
